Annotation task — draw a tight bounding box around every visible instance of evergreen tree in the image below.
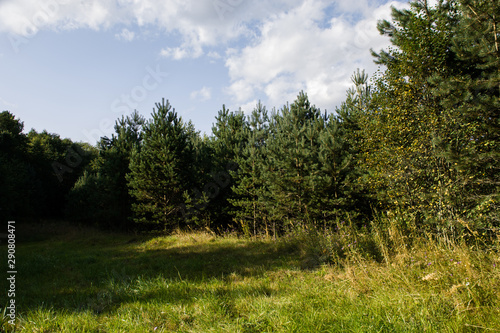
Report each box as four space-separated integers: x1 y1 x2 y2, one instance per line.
180 131 214 227
127 99 194 230
263 92 325 230
229 101 270 236
66 111 144 229
321 69 374 223
317 115 353 223
199 106 246 230
431 0 500 228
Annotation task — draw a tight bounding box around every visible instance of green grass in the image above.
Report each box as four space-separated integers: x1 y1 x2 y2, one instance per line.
1 221 499 332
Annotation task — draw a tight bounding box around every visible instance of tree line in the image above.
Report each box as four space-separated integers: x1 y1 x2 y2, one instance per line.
1 0 498 236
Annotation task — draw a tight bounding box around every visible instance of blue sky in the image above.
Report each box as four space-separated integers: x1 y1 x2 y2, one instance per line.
0 0 408 144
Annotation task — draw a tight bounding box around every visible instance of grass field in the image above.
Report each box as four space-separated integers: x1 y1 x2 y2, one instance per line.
1 221 499 332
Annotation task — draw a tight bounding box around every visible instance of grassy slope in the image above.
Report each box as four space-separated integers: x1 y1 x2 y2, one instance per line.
1 221 499 332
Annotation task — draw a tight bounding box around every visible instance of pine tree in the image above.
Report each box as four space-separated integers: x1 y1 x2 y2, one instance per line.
229 101 270 236
322 69 374 223
317 114 354 224
66 111 144 229
200 106 246 230
127 99 194 230
179 123 213 227
431 0 500 228
263 92 325 230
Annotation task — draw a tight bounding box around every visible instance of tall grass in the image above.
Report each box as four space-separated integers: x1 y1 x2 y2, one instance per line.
291 215 500 330
1 219 499 332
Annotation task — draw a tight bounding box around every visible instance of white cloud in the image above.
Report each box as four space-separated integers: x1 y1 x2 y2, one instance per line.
160 41 203 60
0 0 120 36
190 86 212 101
0 0 410 109
207 51 221 59
0 0 306 59
238 99 259 114
224 79 255 104
225 0 409 111
115 27 134 41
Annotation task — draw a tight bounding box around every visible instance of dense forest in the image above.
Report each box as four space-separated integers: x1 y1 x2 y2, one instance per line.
1 0 498 238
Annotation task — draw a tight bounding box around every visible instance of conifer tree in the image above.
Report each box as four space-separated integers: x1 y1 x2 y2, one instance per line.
66 111 144 229
263 92 325 230
229 101 270 235
202 106 246 229
431 0 500 228
323 69 374 222
179 128 213 227
127 99 194 230
317 114 354 224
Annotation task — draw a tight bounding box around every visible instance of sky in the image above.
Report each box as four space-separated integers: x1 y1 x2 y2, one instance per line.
0 0 409 144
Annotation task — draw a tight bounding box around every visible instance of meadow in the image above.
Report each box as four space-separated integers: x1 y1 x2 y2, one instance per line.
1 220 499 332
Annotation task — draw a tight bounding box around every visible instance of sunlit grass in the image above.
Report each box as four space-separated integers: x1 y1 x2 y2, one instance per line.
1 220 499 332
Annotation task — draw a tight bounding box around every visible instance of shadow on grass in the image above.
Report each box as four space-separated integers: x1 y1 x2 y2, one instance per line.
7 221 300 315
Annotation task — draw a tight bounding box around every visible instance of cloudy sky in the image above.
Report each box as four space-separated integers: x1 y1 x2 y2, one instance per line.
0 0 408 144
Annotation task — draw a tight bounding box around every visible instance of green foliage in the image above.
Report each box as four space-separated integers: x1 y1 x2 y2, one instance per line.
0 111 26 154
187 106 246 230
0 111 30 221
3 1 500 330
262 91 326 229
324 69 375 222
430 0 500 229
127 99 194 230
28 130 95 219
66 111 144 229
229 101 270 236
1 0 498 242
358 0 500 233
0 111 93 222
226 90 376 235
